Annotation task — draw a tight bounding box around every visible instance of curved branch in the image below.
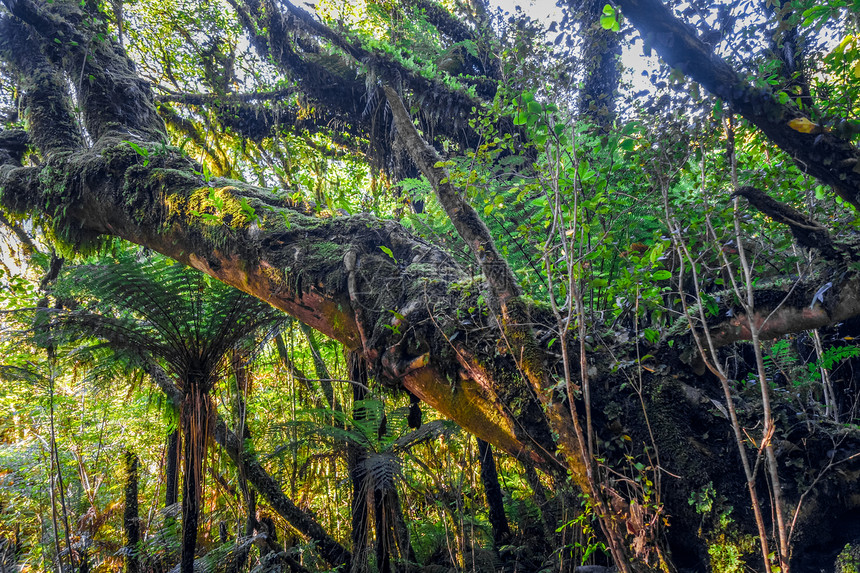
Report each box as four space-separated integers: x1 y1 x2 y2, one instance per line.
614 0 860 208
0 136 543 464
706 275 860 349
228 0 512 154
732 186 848 261
157 88 298 106
2 0 165 142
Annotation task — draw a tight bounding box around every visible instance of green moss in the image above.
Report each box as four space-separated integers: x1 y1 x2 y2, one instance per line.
31 155 110 257
448 276 483 295
707 536 747 573
688 483 757 573
185 186 254 228
522 293 552 314
836 543 860 573
406 262 451 280
314 241 344 261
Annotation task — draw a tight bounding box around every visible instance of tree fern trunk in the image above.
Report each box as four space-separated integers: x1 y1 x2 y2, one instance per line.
387 487 416 569
180 379 210 573
180 423 199 573
165 430 179 508
373 488 391 573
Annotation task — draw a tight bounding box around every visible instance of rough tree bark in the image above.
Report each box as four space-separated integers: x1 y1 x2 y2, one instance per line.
570 0 623 126
179 378 211 573
348 352 370 573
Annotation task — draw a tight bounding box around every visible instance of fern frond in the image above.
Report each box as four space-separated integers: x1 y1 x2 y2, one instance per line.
391 419 458 452
359 451 401 491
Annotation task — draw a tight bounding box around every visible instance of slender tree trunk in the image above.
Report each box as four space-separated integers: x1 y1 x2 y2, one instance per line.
348 352 369 573
523 463 555 543
299 321 338 412
165 430 180 508
47 437 63 573
180 424 199 573
476 439 511 548
388 487 416 569
349 443 368 573
124 451 140 573
48 368 75 573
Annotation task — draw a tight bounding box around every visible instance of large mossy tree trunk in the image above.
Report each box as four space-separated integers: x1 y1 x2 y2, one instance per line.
570 0 622 126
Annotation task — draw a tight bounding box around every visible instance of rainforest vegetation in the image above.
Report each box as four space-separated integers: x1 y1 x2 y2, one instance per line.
1 0 860 571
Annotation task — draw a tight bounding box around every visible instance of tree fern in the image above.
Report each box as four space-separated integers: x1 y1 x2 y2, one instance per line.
43 247 288 573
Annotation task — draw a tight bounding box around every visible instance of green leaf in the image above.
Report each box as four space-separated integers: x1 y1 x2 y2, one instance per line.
239 198 257 221
600 14 616 30
652 270 672 280
379 246 396 260
126 141 149 158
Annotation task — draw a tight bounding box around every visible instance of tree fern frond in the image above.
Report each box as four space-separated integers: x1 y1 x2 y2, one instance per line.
360 451 401 492
192 533 268 573
138 504 182 570
273 413 375 451
0 363 49 388
50 250 287 392
391 419 458 453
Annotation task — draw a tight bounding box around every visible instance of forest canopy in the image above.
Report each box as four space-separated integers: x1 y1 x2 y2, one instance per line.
1 0 860 572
